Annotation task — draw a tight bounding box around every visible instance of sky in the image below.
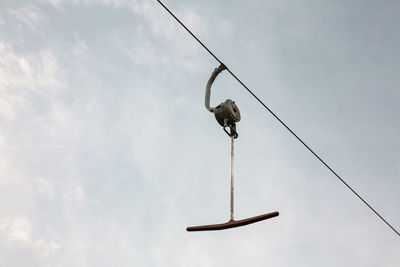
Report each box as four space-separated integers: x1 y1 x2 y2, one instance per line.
0 0 399 266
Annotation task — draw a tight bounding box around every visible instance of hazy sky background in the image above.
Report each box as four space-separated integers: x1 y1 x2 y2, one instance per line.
1 0 399 266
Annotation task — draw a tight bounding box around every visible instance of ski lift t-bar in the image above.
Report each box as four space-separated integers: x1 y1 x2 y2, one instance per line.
186 64 279 231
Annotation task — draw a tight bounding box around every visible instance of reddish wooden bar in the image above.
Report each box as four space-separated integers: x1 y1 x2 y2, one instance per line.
187 211 279 231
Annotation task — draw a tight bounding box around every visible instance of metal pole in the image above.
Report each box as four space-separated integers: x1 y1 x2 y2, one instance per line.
230 135 234 220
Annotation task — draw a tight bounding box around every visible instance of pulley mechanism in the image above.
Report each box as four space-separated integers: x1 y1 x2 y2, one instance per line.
204 64 240 138
186 64 279 231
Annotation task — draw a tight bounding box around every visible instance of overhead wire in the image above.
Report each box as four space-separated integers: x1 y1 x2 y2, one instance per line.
156 0 400 238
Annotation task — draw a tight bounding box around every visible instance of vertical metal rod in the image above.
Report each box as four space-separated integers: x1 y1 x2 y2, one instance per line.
230 135 234 220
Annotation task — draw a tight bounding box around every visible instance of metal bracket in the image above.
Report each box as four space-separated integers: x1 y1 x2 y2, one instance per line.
223 124 238 139
205 64 240 139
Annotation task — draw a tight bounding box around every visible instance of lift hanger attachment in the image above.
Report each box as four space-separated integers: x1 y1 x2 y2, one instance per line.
205 63 240 138
186 64 279 232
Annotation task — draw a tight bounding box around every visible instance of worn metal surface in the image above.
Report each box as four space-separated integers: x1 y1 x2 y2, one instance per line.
186 212 279 231
204 63 241 138
213 99 241 127
230 135 234 220
224 124 238 139
205 64 226 113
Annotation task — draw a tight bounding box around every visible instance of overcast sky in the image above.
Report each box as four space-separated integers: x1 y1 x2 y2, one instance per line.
1 0 399 266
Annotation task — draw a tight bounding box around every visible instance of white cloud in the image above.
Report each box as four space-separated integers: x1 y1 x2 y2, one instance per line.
74 184 85 202
44 0 134 8
0 42 62 90
33 238 60 257
72 34 88 59
122 2 206 72
180 8 205 33
0 217 60 256
46 0 62 6
218 20 234 37
7 3 44 32
0 41 64 120
130 1 205 41
130 1 177 39
4 217 32 243
37 177 54 199
123 27 162 66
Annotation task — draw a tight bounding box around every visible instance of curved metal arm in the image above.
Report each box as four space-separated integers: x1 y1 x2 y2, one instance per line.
205 63 227 113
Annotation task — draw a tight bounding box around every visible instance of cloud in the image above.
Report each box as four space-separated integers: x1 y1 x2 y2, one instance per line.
37 177 54 199
0 217 59 257
33 239 60 257
71 34 89 60
44 0 135 8
0 41 64 120
7 3 44 32
218 20 235 37
1 217 32 243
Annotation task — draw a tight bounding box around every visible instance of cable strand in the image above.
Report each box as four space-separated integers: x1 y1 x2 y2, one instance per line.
156 0 400 238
